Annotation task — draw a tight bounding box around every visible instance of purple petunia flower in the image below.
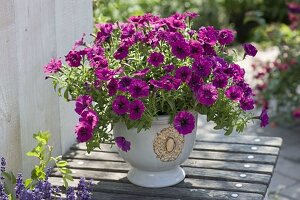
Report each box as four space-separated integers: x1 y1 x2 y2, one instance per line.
129 79 149 98
112 95 130 115
121 23 135 39
147 52 164 67
165 17 186 31
115 136 131 152
79 109 99 129
107 78 119 96
189 40 204 59
129 99 145 120
192 57 212 78
75 95 93 115
133 68 150 77
188 74 203 92
202 43 217 56
198 26 218 45
213 73 228 88
243 43 258 57
95 68 114 81
65 50 82 67
75 121 93 142
240 96 255 111
230 63 245 82
89 56 108 69
113 45 129 60
171 41 190 60
260 108 269 127
175 66 192 82
218 29 235 45
150 75 181 91
43 58 62 74
163 64 175 73
225 86 243 101
118 76 132 92
173 111 195 135
166 32 185 45
196 84 218 106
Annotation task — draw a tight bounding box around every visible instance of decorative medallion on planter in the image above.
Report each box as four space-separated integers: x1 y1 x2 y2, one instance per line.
153 126 184 162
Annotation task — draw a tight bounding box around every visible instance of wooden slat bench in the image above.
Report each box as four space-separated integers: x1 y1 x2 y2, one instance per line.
49 134 282 200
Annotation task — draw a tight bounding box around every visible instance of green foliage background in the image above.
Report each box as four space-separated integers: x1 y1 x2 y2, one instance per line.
93 0 289 42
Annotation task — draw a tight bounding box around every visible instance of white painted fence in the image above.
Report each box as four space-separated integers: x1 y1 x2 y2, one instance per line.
0 0 93 176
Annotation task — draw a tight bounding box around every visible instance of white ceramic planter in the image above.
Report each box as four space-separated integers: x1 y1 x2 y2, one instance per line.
113 115 197 188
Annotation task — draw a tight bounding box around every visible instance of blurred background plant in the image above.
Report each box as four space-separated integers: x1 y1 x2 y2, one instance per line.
93 0 289 42
252 15 300 126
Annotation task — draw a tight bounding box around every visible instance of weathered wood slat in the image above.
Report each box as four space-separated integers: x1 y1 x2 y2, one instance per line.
196 134 283 147
184 159 274 174
57 159 271 184
64 150 274 174
51 168 267 194
49 177 264 200
71 144 277 164
194 142 280 155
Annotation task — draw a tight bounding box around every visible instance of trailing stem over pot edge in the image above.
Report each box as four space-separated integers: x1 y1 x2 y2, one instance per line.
44 12 268 153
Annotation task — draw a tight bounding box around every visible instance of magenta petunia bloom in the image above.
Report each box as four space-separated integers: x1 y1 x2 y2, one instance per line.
189 40 204 59
133 68 150 77
163 64 175 73
75 95 93 114
192 57 212 78
89 56 108 69
171 41 190 60
188 74 203 92
118 76 132 92
218 29 235 45
212 73 228 88
129 79 149 98
147 52 164 67
196 84 218 106
115 136 131 152
43 58 62 74
175 66 192 82
75 121 93 143
173 111 195 135
129 99 145 120
121 23 135 39
65 50 82 67
113 45 129 60
239 97 255 111
292 108 300 119
260 108 269 127
225 86 243 101
95 68 114 81
112 95 130 115
166 32 185 45
243 43 258 57
107 78 119 96
79 109 99 129
165 17 186 31
198 26 218 45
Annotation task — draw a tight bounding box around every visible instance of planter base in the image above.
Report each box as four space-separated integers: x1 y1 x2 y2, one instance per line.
127 166 185 188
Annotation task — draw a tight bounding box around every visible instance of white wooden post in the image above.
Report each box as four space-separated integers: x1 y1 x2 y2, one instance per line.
0 0 93 176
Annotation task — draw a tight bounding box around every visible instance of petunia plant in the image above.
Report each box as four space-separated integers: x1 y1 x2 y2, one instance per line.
44 12 268 153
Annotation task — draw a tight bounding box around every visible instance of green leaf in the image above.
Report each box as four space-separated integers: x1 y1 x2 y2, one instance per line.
25 179 33 188
57 160 68 167
26 151 39 158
